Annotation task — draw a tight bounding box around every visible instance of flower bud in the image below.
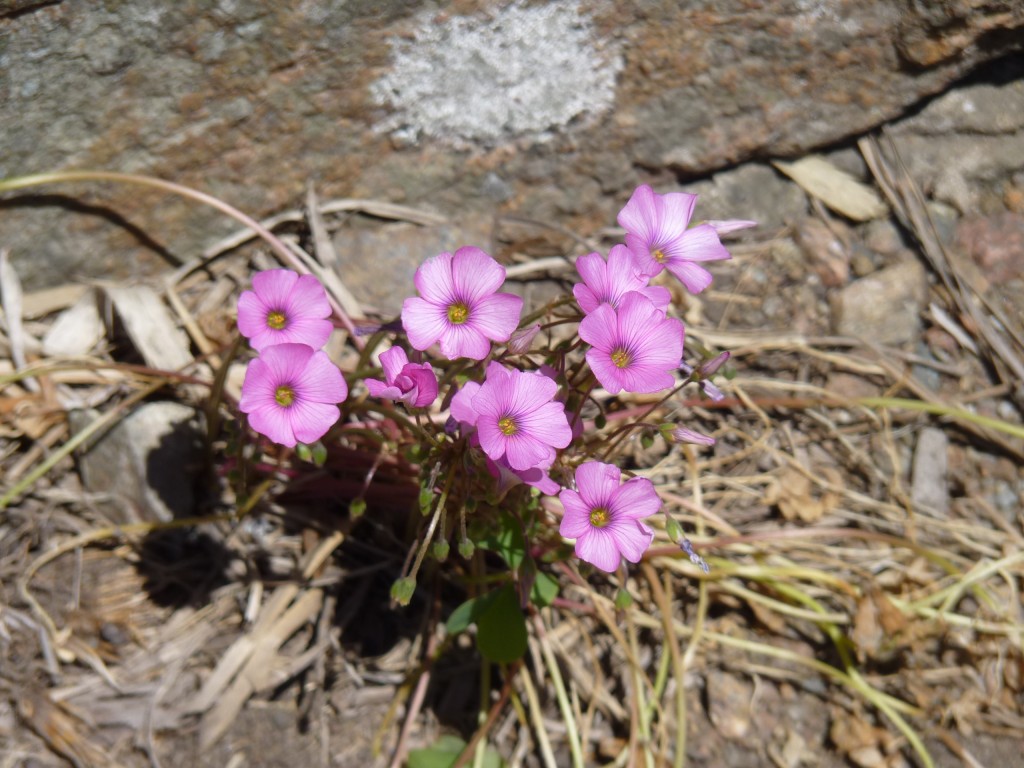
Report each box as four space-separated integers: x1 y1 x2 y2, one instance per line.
670 426 716 447
507 323 541 354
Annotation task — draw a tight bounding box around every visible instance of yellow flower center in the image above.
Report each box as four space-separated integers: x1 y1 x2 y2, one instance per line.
267 310 287 330
498 416 518 435
611 348 631 369
275 385 295 407
652 248 667 263
589 507 610 528
447 302 470 325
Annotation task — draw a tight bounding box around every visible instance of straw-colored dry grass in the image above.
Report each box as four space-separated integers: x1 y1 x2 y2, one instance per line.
1 139 1022 768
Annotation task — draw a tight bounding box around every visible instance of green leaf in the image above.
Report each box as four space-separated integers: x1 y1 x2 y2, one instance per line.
529 571 559 608
445 596 481 636
476 584 527 663
407 736 505 768
406 734 465 768
614 588 634 610
479 510 525 569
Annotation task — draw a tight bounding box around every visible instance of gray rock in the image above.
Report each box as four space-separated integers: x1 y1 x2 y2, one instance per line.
830 257 927 345
330 217 493 316
889 69 1024 214
72 402 204 524
686 164 809 231
1 1 1020 288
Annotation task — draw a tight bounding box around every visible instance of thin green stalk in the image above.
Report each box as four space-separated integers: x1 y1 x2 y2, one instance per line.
857 396 1024 440
405 465 456 585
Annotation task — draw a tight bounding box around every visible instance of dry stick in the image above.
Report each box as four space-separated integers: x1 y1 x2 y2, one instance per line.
0 170 363 346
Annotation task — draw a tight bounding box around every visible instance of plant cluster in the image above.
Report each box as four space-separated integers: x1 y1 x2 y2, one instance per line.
236 185 752 620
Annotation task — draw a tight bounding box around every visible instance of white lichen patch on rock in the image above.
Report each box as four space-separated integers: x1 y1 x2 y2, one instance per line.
371 2 623 146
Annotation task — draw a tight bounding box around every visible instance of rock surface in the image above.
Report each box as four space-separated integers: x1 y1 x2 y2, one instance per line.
72 401 204 524
1 1 1021 288
830 257 928 345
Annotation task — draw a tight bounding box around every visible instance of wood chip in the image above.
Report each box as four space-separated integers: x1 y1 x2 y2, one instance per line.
105 284 194 372
42 289 104 357
773 155 888 221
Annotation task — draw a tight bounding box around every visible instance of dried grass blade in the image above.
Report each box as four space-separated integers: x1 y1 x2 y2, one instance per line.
0 248 40 393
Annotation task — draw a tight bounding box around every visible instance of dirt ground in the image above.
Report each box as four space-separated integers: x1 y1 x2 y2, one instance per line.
2 62 1024 768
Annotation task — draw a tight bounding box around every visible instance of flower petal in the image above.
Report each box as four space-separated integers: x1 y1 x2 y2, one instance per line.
450 381 482 426
402 296 449 351
576 530 622 573
365 378 402 400
503 433 553 471
605 518 654 564
574 461 621 508
558 489 593 538
468 292 523 344
451 246 506 302
378 346 409 384
288 400 341 444
616 185 657 245
247 401 296 446
659 191 698 233
284 274 332 318
404 365 438 407
413 251 457 305
578 303 618 351
438 322 492 360
585 348 626 394
238 358 275 414
297 351 348 403
259 343 316 380
668 223 731 263
236 290 270 340
665 260 714 294
609 476 661 521
251 269 298 309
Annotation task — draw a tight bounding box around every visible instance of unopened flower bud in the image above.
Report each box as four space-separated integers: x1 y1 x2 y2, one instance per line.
670 426 716 447
390 577 416 606
508 323 541 354
707 219 758 235
665 516 684 543
699 351 730 377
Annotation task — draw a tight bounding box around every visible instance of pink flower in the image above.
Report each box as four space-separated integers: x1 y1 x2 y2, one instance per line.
486 455 561 496
239 343 348 447
449 379 560 495
572 245 671 314
365 347 437 408
559 462 661 572
472 362 573 471
579 292 684 394
618 185 731 294
237 269 334 351
402 247 524 360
